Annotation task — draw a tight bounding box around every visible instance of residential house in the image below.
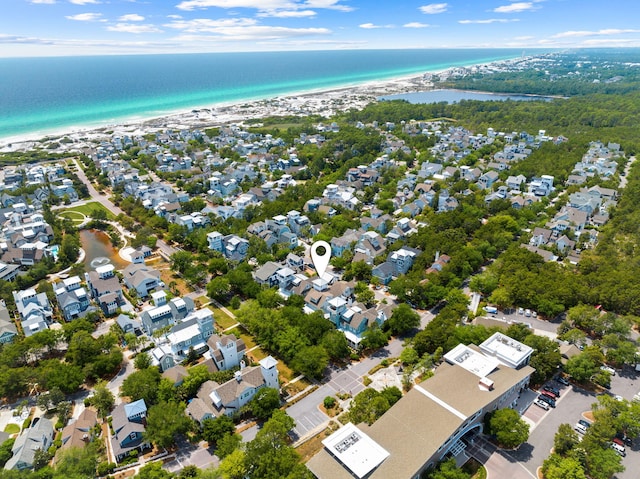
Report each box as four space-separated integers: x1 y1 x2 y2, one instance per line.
110 399 150 463
529 227 553 248
207 232 249 261
140 304 174 336
477 171 499 190
187 356 279 424
354 231 386 263
53 276 91 321
122 263 162 298
253 261 282 287
12 288 53 337
330 229 360 258
205 333 246 372
4 418 55 471
372 262 396 286
59 409 97 451
85 264 124 315
166 308 215 359
387 247 422 275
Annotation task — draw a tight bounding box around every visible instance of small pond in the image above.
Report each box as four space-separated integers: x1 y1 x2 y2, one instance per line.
79 229 129 270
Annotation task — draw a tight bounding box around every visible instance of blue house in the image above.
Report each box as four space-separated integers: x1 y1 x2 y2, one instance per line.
110 399 150 463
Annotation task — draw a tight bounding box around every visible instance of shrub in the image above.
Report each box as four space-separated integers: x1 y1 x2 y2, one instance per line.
323 396 336 409
363 376 372 386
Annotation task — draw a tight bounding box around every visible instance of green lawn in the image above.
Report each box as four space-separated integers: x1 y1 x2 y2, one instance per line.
3 423 20 434
64 201 116 220
208 306 237 330
58 210 86 224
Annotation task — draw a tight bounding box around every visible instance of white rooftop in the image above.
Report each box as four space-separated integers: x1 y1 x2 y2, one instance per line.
322 422 389 478
479 332 534 369
444 343 500 378
95 264 114 274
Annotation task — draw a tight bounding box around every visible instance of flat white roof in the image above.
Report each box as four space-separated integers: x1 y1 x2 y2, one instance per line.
479 332 533 368
444 344 499 378
322 423 389 478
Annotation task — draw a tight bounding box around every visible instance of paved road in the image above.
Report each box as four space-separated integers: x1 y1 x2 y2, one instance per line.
70 158 126 216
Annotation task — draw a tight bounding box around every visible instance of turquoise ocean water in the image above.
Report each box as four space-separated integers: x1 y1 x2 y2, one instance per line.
0 49 536 140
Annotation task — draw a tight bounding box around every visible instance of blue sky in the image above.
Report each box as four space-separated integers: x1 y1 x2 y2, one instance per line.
1 0 640 56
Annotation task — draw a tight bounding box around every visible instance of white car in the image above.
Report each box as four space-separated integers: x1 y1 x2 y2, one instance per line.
601 365 616 376
533 399 549 410
575 423 587 434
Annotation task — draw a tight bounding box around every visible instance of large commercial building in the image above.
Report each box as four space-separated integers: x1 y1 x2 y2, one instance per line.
307 333 535 479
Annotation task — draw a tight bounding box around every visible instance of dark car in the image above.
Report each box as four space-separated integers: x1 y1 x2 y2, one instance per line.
538 394 556 408
557 376 570 386
541 390 557 400
543 385 560 397
615 433 633 446
578 419 592 429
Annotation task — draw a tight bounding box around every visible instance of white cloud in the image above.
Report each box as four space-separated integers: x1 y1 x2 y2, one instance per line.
65 12 104 21
175 0 352 13
165 17 257 32
167 14 183 19
404 22 431 28
69 0 101 5
107 23 163 33
552 29 640 38
359 23 394 29
514 35 534 40
119 14 145 21
0 34 55 44
257 9 317 18
459 18 518 24
30 0 56 3
419 3 448 14
493 2 536 13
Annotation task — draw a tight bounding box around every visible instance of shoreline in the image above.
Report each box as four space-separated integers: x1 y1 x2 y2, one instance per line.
0 56 527 151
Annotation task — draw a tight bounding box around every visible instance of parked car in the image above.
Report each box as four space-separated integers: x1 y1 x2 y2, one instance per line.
578 419 591 429
615 433 633 446
518 307 524 315
538 394 556 408
611 441 626 456
575 423 588 434
601 365 616 376
543 385 560 397
557 375 570 386
541 390 557 401
533 399 549 410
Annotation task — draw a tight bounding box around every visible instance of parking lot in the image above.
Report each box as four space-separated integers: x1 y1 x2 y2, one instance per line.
511 369 640 479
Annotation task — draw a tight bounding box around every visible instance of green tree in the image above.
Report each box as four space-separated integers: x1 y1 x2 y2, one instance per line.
360 324 388 350
425 457 471 479
291 345 329 380
134 352 152 370
120 367 161 405
554 423 580 456
0 439 15 468
92 381 115 418
387 303 421 335
244 410 310 479
202 415 236 447
249 387 281 421
54 443 99 479
542 454 586 479
216 433 243 460
488 408 529 448
320 330 350 360
218 449 246 479
136 461 172 479
144 401 192 449
348 388 391 425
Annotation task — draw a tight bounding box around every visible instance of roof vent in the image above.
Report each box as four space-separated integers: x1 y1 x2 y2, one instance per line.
479 377 494 391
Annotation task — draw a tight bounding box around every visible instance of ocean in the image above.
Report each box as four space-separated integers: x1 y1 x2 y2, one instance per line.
0 49 534 141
